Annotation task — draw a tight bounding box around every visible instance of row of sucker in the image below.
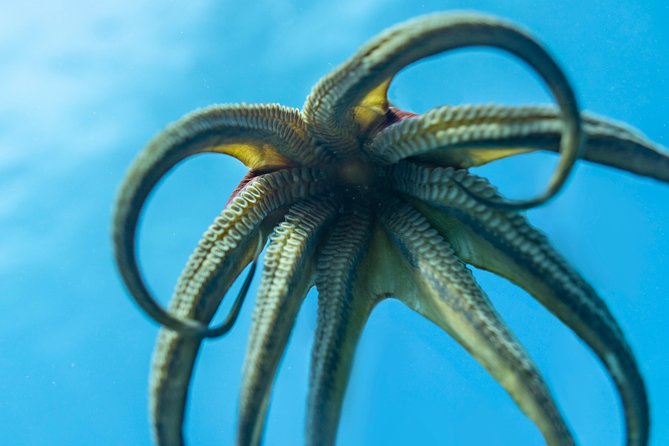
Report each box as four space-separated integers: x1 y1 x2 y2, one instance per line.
238 196 340 446
366 104 667 180
171 168 328 320
149 168 330 446
175 103 328 166
389 161 649 446
379 197 574 445
307 205 374 446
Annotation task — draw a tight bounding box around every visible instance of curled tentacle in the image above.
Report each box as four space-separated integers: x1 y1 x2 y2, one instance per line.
307 206 375 446
112 103 322 336
237 197 339 446
390 162 649 446
380 197 574 445
303 13 582 209
368 104 669 183
207 253 258 339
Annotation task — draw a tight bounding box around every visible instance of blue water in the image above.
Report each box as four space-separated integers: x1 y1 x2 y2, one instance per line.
1 1 668 445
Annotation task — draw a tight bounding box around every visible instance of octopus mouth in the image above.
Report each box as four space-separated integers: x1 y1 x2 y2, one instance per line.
367 106 420 140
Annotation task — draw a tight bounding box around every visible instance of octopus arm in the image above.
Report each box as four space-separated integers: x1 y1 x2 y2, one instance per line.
370 104 669 183
380 198 574 445
391 162 649 446
303 12 580 177
237 197 339 445
306 207 376 446
113 104 323 335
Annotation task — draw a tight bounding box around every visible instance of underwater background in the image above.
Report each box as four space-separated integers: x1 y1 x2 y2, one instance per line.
1 0 668 445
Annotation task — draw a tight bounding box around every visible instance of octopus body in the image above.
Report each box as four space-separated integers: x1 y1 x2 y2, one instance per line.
112 13 668 446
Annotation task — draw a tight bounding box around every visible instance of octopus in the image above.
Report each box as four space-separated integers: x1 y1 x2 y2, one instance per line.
112 12 668 446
